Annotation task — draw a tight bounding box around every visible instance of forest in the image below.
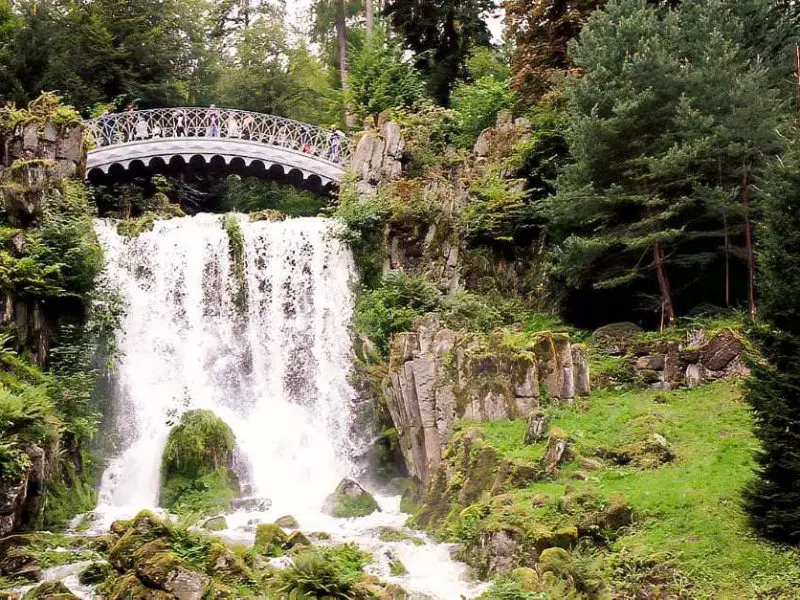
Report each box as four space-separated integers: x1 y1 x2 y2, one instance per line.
0 0 800 599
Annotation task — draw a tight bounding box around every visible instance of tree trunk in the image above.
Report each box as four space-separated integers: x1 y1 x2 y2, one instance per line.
365 0 374 41
335 0 354 127
653 242 676 327
742 161 757 317
723 210 730 307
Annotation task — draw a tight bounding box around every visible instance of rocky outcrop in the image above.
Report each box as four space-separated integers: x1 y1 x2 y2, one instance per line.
351 119 405 190
473 110 531 171
385 317 589 484
0 442 52 537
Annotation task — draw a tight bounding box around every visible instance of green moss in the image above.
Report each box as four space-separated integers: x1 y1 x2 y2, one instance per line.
329 491 381 519
22 581 77 599
254 523 288 557
116 213 156 237
377 527 425 546
437 381 800 597
78 562 113 586
223 214 247 312
160 409 239 516
389 556 407 576
275 543 371 599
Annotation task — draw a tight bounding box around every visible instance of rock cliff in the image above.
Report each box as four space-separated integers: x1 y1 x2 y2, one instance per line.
384 316 590 484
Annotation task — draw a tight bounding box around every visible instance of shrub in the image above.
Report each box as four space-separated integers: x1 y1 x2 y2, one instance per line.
451 76 515 147
354 273 442 356
276 543 370 599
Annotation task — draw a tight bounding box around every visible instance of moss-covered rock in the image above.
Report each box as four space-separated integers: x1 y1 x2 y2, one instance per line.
201 516 228 532
511 566 540 591
78 561 114 585
160 410 240 516
206 541 256 588
109 511 170 571
538 547 571 576
133 538 210 599
322 479 380 518
253 523 287 556
22 581 77 599
284 531 311 551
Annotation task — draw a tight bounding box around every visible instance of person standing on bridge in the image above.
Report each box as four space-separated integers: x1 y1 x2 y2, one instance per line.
242 114 254 140
209 105 221 137
175 110 186 137
327 127 346 162
226 112 240 138
99 109 116 146
124 104 137 142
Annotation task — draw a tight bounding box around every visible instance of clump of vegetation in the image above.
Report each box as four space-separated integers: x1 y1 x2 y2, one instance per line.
160 409 239 517
276 543 372 599
223 214 247 312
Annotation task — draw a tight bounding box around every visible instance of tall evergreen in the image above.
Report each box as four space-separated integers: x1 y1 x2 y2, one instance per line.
744 135 800 544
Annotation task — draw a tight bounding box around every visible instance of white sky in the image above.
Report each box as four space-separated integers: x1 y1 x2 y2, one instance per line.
285 0 505 43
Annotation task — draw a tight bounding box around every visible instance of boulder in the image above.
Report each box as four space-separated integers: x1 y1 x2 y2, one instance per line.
231 496 271 512
538 547 571 576
133 539 209 600
571 345 591 397
523 409 549 445
254 523 287 557
542 428 571 475
78 561 113 586
23 581 78 599
322 479 380 518
201 516 228 531
284 530 311 550
274 515 299 529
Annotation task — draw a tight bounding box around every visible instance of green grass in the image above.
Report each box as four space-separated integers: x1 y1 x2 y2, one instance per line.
475 381 800 598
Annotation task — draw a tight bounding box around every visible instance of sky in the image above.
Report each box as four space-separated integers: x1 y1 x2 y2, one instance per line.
285 0 505 43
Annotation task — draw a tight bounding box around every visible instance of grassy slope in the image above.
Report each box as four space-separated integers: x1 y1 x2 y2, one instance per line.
477 381 800 598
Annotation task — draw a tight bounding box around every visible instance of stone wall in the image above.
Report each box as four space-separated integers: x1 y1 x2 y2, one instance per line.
384 316 590 484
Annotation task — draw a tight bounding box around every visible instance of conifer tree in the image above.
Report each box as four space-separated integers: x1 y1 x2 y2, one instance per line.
744 134 800 544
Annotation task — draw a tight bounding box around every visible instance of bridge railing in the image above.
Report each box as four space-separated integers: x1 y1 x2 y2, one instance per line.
84 108 351 167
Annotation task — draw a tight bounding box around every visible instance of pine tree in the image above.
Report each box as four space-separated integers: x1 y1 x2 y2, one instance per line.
744 134 800 544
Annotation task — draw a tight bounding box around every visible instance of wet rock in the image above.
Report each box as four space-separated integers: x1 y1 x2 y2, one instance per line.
133 539 209 600
322 479 380 518
78 561 113 586
201 516 228 531
523 409 548 445
23 581 78 599
274 515 299 529
386 549 407 576
207 541 254 587
231 496 271 512
284 531 311 550
485 529 521 575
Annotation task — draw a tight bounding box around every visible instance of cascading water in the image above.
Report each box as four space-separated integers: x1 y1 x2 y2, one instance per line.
94 214 359 516
90 214 485 599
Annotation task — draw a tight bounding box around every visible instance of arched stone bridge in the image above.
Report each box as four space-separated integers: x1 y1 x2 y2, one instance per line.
84 108 350 187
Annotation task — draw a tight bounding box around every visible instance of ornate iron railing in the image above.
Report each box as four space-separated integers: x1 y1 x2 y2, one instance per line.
84 107 351 166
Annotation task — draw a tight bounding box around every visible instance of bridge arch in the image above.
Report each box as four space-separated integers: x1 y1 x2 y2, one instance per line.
84 108 350 190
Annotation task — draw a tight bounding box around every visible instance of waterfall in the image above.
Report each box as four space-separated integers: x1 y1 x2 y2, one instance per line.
93 214 359 518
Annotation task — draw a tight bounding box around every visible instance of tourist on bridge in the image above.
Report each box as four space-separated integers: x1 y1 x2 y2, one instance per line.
124 104 137 142
209 104 221 137
99 109 116 146
327 127 346 162
135 117 150 140
174 110 186 137
242 113 254 140
226 112 240 138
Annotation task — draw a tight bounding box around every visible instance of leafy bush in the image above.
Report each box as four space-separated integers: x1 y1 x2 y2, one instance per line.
350 35 428 120
478 578 542 600
276 543 370 599
451 76 515 147
354 273 442 356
